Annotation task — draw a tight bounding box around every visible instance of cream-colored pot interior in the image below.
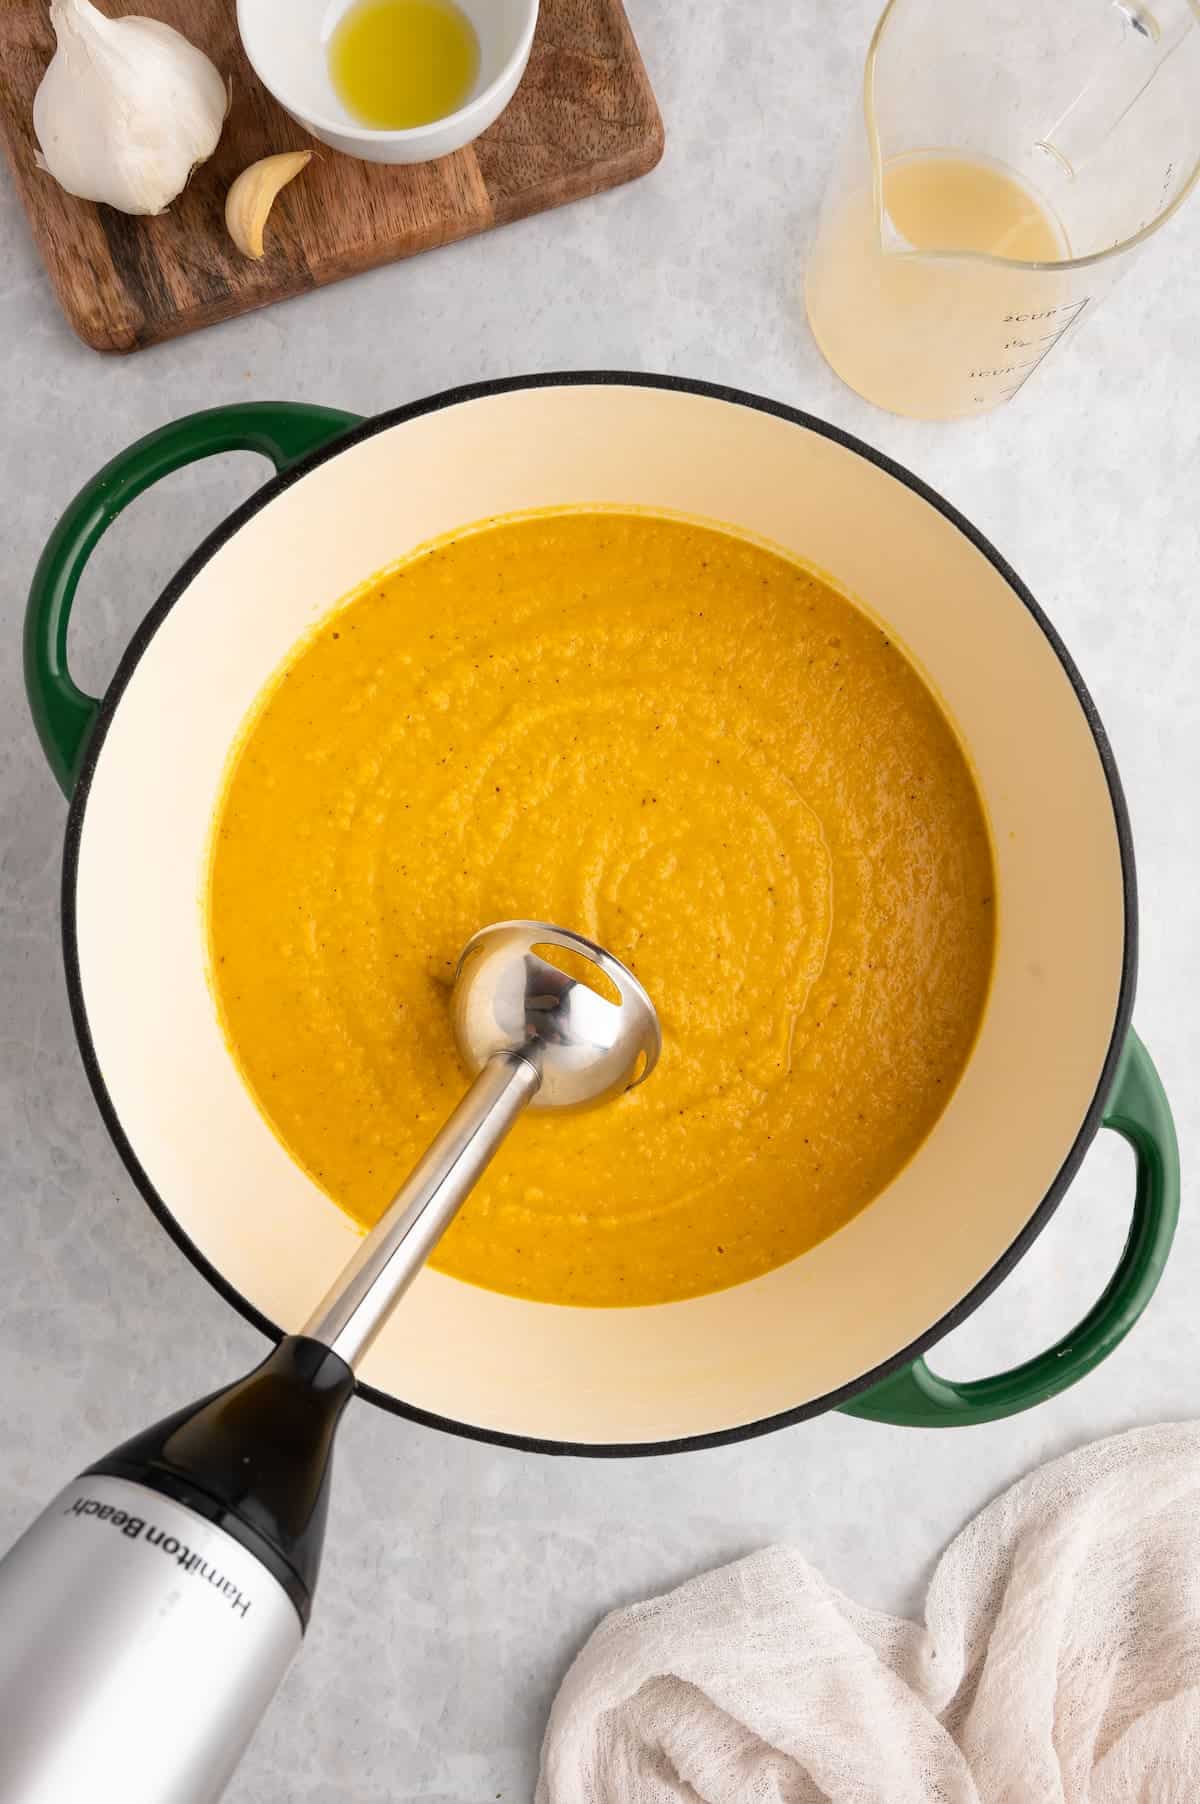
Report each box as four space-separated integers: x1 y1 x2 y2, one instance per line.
72 382 1126 1448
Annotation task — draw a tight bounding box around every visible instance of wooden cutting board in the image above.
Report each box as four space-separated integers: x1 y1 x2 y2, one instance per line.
0 0 663 352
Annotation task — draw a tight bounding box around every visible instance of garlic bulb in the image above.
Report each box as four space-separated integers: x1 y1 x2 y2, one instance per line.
33 0 227 217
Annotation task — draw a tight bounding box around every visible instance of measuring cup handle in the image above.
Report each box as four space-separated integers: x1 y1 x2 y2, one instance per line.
25 403 361 797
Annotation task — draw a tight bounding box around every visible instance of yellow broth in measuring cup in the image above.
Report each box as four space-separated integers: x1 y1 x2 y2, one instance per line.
806 152 1080 420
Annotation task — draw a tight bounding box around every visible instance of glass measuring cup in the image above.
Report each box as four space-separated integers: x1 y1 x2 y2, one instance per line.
805 0 1200 419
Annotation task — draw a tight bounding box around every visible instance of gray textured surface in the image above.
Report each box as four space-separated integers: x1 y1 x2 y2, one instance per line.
1 1 1198 1798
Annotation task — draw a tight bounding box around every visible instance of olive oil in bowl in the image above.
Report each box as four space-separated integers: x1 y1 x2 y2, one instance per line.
329 0 480 131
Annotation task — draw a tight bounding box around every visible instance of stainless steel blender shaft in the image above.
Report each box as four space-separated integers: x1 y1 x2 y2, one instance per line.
301 1052 540 1369
301 919 660 1373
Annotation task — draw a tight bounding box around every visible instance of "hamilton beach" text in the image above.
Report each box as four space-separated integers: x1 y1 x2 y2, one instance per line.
66 1495 252 1617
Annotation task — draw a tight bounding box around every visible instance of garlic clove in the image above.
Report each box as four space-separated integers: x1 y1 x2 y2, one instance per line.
34 0 227 217
225 152 313 260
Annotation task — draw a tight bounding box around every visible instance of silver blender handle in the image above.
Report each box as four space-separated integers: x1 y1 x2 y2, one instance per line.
0 923 659 1804
0 1474 303 1804
0 1332 353 1804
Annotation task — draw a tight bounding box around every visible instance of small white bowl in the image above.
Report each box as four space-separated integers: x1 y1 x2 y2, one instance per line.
237 0 540 164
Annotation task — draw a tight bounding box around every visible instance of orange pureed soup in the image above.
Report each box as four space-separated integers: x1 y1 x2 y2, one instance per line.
207 511 996 1306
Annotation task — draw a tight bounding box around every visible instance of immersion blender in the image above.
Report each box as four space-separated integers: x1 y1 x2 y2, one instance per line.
0 922 660 1804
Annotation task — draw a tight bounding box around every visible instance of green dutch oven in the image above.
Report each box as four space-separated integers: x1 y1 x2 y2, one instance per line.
25 375 1180 1453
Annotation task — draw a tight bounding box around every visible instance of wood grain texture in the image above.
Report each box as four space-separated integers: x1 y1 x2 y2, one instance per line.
0 0 663 352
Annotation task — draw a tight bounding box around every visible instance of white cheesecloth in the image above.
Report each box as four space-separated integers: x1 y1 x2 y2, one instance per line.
538 1424 1200 1803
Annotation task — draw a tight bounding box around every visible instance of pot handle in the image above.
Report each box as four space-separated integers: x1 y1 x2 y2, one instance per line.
841 1029 1179 1427
24 402 362 797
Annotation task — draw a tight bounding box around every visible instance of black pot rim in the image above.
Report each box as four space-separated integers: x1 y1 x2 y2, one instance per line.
60 370 1137 1458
